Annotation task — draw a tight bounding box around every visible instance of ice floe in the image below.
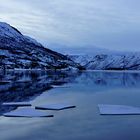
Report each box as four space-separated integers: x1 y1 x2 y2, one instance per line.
98 104 140 115
35 103 76 111
3 108 53 117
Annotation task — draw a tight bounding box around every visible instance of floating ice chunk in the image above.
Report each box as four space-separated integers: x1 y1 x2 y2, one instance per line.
3 108 54 117
98 104 140 115
35 103 76 111
2 102 32 107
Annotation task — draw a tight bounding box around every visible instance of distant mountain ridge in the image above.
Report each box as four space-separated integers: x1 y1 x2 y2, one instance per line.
0 22 83 70
70 54 140 70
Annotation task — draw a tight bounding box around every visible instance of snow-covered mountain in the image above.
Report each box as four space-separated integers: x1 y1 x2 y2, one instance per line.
2 22 140 71
0 22 84 70
70 53 140 70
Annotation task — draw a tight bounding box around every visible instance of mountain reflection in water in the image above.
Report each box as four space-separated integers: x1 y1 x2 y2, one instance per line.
0 70 140 115
75 71 140 88
0 70 81 114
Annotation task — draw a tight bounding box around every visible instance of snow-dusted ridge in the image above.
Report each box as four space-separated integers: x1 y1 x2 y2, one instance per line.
0 22 84 70
70 53 140 70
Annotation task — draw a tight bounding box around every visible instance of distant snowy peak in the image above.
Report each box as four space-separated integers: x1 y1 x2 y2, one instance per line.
70 54 140 70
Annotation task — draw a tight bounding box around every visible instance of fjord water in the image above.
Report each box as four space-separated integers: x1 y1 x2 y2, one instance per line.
1 71 140 140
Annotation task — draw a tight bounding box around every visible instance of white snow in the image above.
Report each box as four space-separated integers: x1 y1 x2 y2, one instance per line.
70 53 140 70
52 85 70 88
2 102 31 107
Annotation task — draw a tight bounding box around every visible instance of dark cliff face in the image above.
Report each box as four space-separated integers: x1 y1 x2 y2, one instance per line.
0 22 83 70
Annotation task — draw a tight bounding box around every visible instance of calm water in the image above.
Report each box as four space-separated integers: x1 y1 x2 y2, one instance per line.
1 70 140 140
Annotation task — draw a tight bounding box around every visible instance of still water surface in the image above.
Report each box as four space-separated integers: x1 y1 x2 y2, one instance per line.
0 70 140 140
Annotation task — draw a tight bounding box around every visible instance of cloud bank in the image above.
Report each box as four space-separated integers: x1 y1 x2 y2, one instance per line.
0 0 140 52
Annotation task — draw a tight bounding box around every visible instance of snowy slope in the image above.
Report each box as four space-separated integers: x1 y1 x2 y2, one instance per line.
0 22 83 70
70 53 140 70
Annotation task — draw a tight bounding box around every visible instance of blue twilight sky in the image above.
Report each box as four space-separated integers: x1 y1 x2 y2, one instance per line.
0 0 140 53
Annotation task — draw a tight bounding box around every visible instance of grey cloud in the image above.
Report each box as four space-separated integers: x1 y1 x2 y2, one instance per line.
0 0 140 52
